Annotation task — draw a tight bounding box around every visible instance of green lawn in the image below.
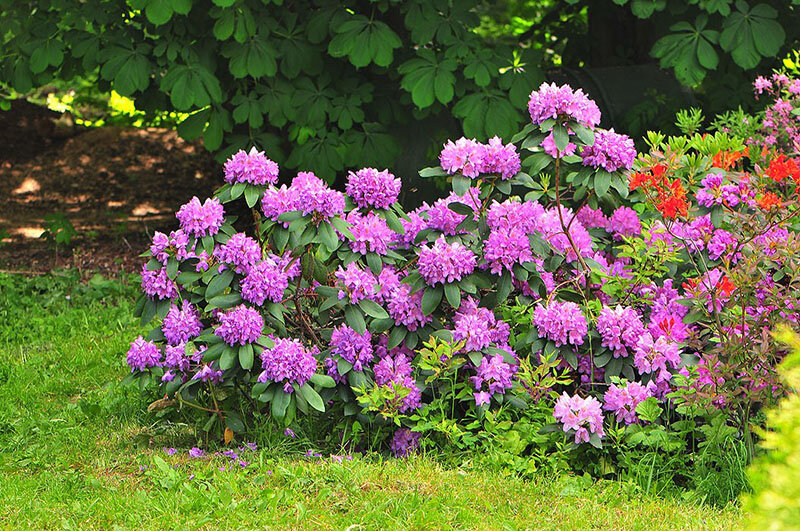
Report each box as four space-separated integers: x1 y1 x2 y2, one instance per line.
0 272 743 529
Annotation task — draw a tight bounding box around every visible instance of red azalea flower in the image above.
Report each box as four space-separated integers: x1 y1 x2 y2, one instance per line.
766 155 800 183
757 192 781 210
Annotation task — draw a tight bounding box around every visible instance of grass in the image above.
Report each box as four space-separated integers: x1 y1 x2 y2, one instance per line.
0 271 743 529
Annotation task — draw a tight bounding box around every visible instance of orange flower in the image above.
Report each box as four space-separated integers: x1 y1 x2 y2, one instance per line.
766 155 800 183
712 150 746 170
757 192 781 210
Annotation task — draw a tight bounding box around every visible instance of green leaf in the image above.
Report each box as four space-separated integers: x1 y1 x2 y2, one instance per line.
316 221 339 251
720 1 784 70
444 282 461 309
421 286 443 315
419 166 448 178
271 389 291 419
452 175 470 195
145 0 174 25
345 305 367 334
239 343 254 370
329 16 402 68
299 383 325 412
310 373 337 388
205 269 234 299
594 171 612 199
573 124 595 146
206 292 242 310
366 253 382 275
244 185 262 208
225 412 246 433
552 124 569 152
220 346 237 370
359 299 389 319
387 326 407 349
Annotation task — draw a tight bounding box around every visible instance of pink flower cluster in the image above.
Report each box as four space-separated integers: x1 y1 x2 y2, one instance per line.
176 196 224 238
452 297 511 352
330 325 374 371
346 168 401 209
261 171 345 225
553 392 605 444
417 236 476 286
580 129 636 172
257 336 318 393
215 305 263 346
527 82 601 128
533 301 588 347
596 305 645 358
439 136 520 179
603 381 653 425
223 147 279 185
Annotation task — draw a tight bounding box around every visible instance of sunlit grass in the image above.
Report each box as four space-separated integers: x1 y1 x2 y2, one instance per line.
0 272 743 529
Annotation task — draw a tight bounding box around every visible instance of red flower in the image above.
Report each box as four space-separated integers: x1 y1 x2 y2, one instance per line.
766 155 800 183
757 192 781 210
712 150 746 170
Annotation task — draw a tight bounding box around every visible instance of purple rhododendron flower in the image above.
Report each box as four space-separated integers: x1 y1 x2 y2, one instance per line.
553 392 605 444
163 300 203 345
374 352 413 386
596 305 645 358
634 333 681 382
164 343 191 373
176 196 224 238
330 324 374 371
215 305 263 345
472 354 516 395
346 167 401 209
541 131 577 157
126 336 162 371
533 301 588 347
425 188 481 235
292 171 345 222
417 236 476 286
224 147 279 185
390 428 420 458
576 206 608 229
141 264 178 300
480 136 521 179
452 297 511 352
193 364 223 384
257 336 318 392
261 184 299 226
439 137 484 178
607 206 641 239
335 262 376 303
241 258 290 306
213 232 262 274
528 82 601 128
386 283 431 331
696 173 741 208
536 207 593 262
580 129 636 172
344 210 395 255
603 381 652 425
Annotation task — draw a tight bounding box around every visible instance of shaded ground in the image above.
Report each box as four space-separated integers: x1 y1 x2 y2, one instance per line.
0 100 221 274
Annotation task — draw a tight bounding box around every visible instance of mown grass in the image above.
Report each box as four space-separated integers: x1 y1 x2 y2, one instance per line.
0 272 743 529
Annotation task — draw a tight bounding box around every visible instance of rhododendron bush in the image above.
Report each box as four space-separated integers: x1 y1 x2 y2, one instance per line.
125 74 800 471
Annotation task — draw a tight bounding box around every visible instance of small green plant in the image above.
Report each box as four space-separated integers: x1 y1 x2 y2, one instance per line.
675 107 704 135
40 212 77 261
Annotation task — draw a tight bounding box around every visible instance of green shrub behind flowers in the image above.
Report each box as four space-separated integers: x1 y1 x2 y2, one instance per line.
125 73 800 497
743 325 800 528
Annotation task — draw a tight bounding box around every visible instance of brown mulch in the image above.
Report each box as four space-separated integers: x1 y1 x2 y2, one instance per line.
0 100 222 275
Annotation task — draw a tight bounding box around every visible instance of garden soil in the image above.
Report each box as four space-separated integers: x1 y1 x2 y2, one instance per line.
0 100 221 275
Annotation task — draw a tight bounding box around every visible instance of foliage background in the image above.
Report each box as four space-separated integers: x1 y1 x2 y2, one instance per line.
1 0 799 191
